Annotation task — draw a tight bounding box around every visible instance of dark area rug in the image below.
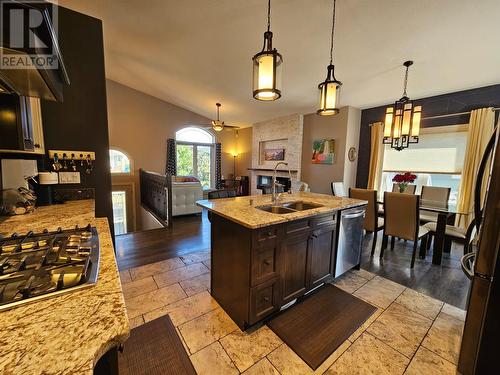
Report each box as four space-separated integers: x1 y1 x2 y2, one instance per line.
118 315 196 375
267 284 376 370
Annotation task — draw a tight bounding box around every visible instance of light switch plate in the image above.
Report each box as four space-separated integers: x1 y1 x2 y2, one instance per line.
58 172 81 184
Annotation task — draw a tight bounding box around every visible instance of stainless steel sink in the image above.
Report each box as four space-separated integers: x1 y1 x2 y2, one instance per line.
256 201 323 214
281 201 323 211
256 205 296 214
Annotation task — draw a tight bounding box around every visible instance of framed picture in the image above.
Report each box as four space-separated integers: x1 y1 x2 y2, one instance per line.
264 148 285 161
312 139 335 164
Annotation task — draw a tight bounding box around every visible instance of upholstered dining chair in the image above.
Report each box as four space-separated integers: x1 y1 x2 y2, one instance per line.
208 189 237 199
391 183 416 194
381 192 430 268
419 186 451 223
331 182 347 197
349 188 384 256
423 218 477 255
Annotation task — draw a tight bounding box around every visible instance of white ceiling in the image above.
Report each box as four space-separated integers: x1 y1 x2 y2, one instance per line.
57 0 500 127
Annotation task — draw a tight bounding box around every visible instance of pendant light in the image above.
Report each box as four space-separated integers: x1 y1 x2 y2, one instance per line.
212 103 224 132
317 0 342 116
383 61 421 151
252 0 283 101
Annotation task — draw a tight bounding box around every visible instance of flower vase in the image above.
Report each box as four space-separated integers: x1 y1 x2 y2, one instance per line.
398 182 408 193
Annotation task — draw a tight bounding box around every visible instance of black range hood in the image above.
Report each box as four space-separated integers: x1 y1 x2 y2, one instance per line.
0 0 69 101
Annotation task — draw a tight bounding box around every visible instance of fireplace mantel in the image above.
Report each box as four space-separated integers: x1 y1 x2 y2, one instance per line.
248 168 298 173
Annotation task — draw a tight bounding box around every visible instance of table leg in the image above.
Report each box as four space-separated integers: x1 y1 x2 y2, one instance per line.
432 213 447 265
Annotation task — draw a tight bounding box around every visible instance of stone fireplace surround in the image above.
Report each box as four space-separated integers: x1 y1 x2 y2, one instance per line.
249 114 304 195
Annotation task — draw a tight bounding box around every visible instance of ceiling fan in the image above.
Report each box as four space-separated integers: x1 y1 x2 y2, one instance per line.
201 103 240 132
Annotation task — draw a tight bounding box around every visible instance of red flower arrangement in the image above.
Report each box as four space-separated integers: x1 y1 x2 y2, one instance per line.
392 172 417 193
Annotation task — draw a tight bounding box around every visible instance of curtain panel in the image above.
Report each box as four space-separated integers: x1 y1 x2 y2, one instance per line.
215 143 222 189
166 138 177 175
367 122 385 196
456 108 495 228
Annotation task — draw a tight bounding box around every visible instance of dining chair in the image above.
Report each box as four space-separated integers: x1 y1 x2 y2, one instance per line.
349 188 384 256
331 182 347 197
391 183 416 194
423 218 477 255
419 186 451 223
208 189 237 199
381 192 430 268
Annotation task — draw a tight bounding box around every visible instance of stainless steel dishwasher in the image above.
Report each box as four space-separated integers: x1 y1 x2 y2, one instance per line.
335 206 366 277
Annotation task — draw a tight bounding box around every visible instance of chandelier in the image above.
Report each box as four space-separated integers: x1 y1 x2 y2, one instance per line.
383 61 421 151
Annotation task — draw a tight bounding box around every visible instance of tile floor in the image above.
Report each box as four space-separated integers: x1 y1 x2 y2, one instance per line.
119 250 466 375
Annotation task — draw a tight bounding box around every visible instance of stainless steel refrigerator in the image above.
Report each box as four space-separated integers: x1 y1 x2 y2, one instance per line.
458 125 500 375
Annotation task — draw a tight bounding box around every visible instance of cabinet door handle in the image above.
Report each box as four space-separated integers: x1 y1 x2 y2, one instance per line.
262 296 270 302
266 231 274 237
263 259 271 266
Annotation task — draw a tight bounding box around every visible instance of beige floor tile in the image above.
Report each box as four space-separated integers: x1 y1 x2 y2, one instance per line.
190 341 239 375
354 276 406 309
325 333 409 375
179 307 239 354
352 268 376 281
180 273 211 296
154 263 210 288
203 259 211 269
347 307 383 342
129 315 144 329
405 346 457 375
367 303 433 358
267 340 351 375
180 250 211 265
243 358 280 375
122 276 158 300
143 290 219 327
395 289 444 320
125 283 187 318
333 271 369 293
441 303 467 322
119 270 132 284
129 257 185 280
422 312 464 364
220 325 282 372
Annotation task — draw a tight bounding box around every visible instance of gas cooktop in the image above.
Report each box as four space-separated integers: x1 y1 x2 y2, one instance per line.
0 225 99 311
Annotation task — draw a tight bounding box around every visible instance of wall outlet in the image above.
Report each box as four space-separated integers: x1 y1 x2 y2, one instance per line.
58 172 81 184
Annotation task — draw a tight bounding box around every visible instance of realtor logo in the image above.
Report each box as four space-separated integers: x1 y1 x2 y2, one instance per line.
0 0 59 69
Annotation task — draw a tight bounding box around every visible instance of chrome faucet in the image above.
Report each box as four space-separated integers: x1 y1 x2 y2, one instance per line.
272 162 288 204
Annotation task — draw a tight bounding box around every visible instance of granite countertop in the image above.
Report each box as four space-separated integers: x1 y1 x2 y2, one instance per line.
196 192 367 229
0 200 130 375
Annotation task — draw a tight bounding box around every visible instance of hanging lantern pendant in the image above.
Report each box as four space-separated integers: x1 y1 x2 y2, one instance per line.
317 0 342 116
252 0 283 101
383 61 421 151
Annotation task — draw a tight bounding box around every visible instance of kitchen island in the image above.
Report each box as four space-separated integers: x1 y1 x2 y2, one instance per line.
0 200 129 375
197 192 367 329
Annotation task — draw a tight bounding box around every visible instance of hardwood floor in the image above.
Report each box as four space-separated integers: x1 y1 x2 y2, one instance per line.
115 210 470 309
115 211 210 270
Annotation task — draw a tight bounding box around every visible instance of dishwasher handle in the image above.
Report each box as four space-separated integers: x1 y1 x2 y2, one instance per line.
342 211 365 219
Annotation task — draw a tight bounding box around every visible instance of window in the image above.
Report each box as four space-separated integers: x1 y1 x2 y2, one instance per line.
110 149 131 174
380 125 468 204
175 127 215 189
112 191 127 235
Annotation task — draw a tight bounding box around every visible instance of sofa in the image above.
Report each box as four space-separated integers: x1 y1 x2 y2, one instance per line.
171 176 203 216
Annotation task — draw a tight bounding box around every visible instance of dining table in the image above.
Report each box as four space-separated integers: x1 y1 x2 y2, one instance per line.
379 198 465 265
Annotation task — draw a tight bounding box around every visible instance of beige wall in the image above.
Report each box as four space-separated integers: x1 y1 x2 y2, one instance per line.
107 80 210 230
216 127 253 179
301 107 361 194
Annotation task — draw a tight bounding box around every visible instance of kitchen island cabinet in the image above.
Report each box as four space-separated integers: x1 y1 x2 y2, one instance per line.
197 192 366 329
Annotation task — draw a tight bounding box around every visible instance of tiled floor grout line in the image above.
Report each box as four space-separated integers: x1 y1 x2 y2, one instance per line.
217 338 243 374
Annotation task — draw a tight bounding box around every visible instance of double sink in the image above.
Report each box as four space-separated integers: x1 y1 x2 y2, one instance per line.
256 201 323 214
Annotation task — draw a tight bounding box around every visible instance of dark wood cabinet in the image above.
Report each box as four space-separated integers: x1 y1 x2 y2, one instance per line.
210 212 338 329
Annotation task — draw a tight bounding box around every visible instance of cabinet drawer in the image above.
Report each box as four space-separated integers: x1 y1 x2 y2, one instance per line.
313 213 336 228
251 245 279 286
285 219 311 235
253 226 280 247
249 278 280 325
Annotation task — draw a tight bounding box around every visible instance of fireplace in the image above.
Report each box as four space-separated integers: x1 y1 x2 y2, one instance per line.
257 175 291 194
